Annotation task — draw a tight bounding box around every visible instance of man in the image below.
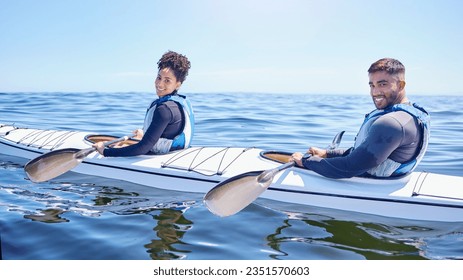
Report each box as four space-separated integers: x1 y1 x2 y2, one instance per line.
292 58 430 179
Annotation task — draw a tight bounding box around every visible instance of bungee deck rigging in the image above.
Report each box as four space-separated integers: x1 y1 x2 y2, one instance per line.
1 124 81 150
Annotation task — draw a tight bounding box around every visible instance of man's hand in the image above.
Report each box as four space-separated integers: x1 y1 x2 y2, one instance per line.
291 147 328 167
291 152 304 167
308 147 327 158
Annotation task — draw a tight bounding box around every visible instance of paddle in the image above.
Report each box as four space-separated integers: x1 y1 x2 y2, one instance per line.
203 131 345 217
24 135 130 183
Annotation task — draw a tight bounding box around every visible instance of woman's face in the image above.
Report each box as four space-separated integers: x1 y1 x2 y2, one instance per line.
155 67 181 97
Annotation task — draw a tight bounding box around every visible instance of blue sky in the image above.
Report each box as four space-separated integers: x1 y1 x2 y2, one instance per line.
1 0 462 95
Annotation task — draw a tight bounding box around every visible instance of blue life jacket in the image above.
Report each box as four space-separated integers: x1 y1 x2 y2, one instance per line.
143 93 194 154
355 103 430 177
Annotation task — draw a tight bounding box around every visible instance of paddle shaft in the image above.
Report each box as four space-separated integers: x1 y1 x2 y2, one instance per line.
257 161 295 185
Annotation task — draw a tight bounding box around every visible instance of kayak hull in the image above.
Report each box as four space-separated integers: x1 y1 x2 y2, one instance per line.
2 124 463 222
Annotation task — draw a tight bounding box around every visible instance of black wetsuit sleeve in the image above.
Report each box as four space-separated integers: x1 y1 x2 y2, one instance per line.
302 115 405 178
103 104 173 157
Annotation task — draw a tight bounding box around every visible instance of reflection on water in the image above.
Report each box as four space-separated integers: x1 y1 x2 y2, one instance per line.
0 156 198 259
303 219 425 259
263 208 463 260
24 209 69 223
145 209 193 260
266 215 425 260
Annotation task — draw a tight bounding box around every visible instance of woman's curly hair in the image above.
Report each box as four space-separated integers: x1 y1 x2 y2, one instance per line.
157 51 191 83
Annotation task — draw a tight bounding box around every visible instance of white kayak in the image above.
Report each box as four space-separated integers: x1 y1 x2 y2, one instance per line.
1 123 463 222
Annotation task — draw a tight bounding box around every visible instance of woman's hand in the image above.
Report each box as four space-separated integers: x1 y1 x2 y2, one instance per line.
92 142 106 155
133 129 144 140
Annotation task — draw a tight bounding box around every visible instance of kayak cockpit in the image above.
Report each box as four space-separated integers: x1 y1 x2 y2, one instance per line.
84 134 139 148
260 151 292 164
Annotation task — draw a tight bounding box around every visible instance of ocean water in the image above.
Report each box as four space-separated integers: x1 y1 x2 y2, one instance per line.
1 91 463 260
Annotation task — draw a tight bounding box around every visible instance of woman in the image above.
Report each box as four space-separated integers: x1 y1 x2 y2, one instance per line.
94 51 194 156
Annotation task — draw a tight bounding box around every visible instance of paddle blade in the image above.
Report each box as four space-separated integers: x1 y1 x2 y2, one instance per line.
204 171 267 217
24 149 82 183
